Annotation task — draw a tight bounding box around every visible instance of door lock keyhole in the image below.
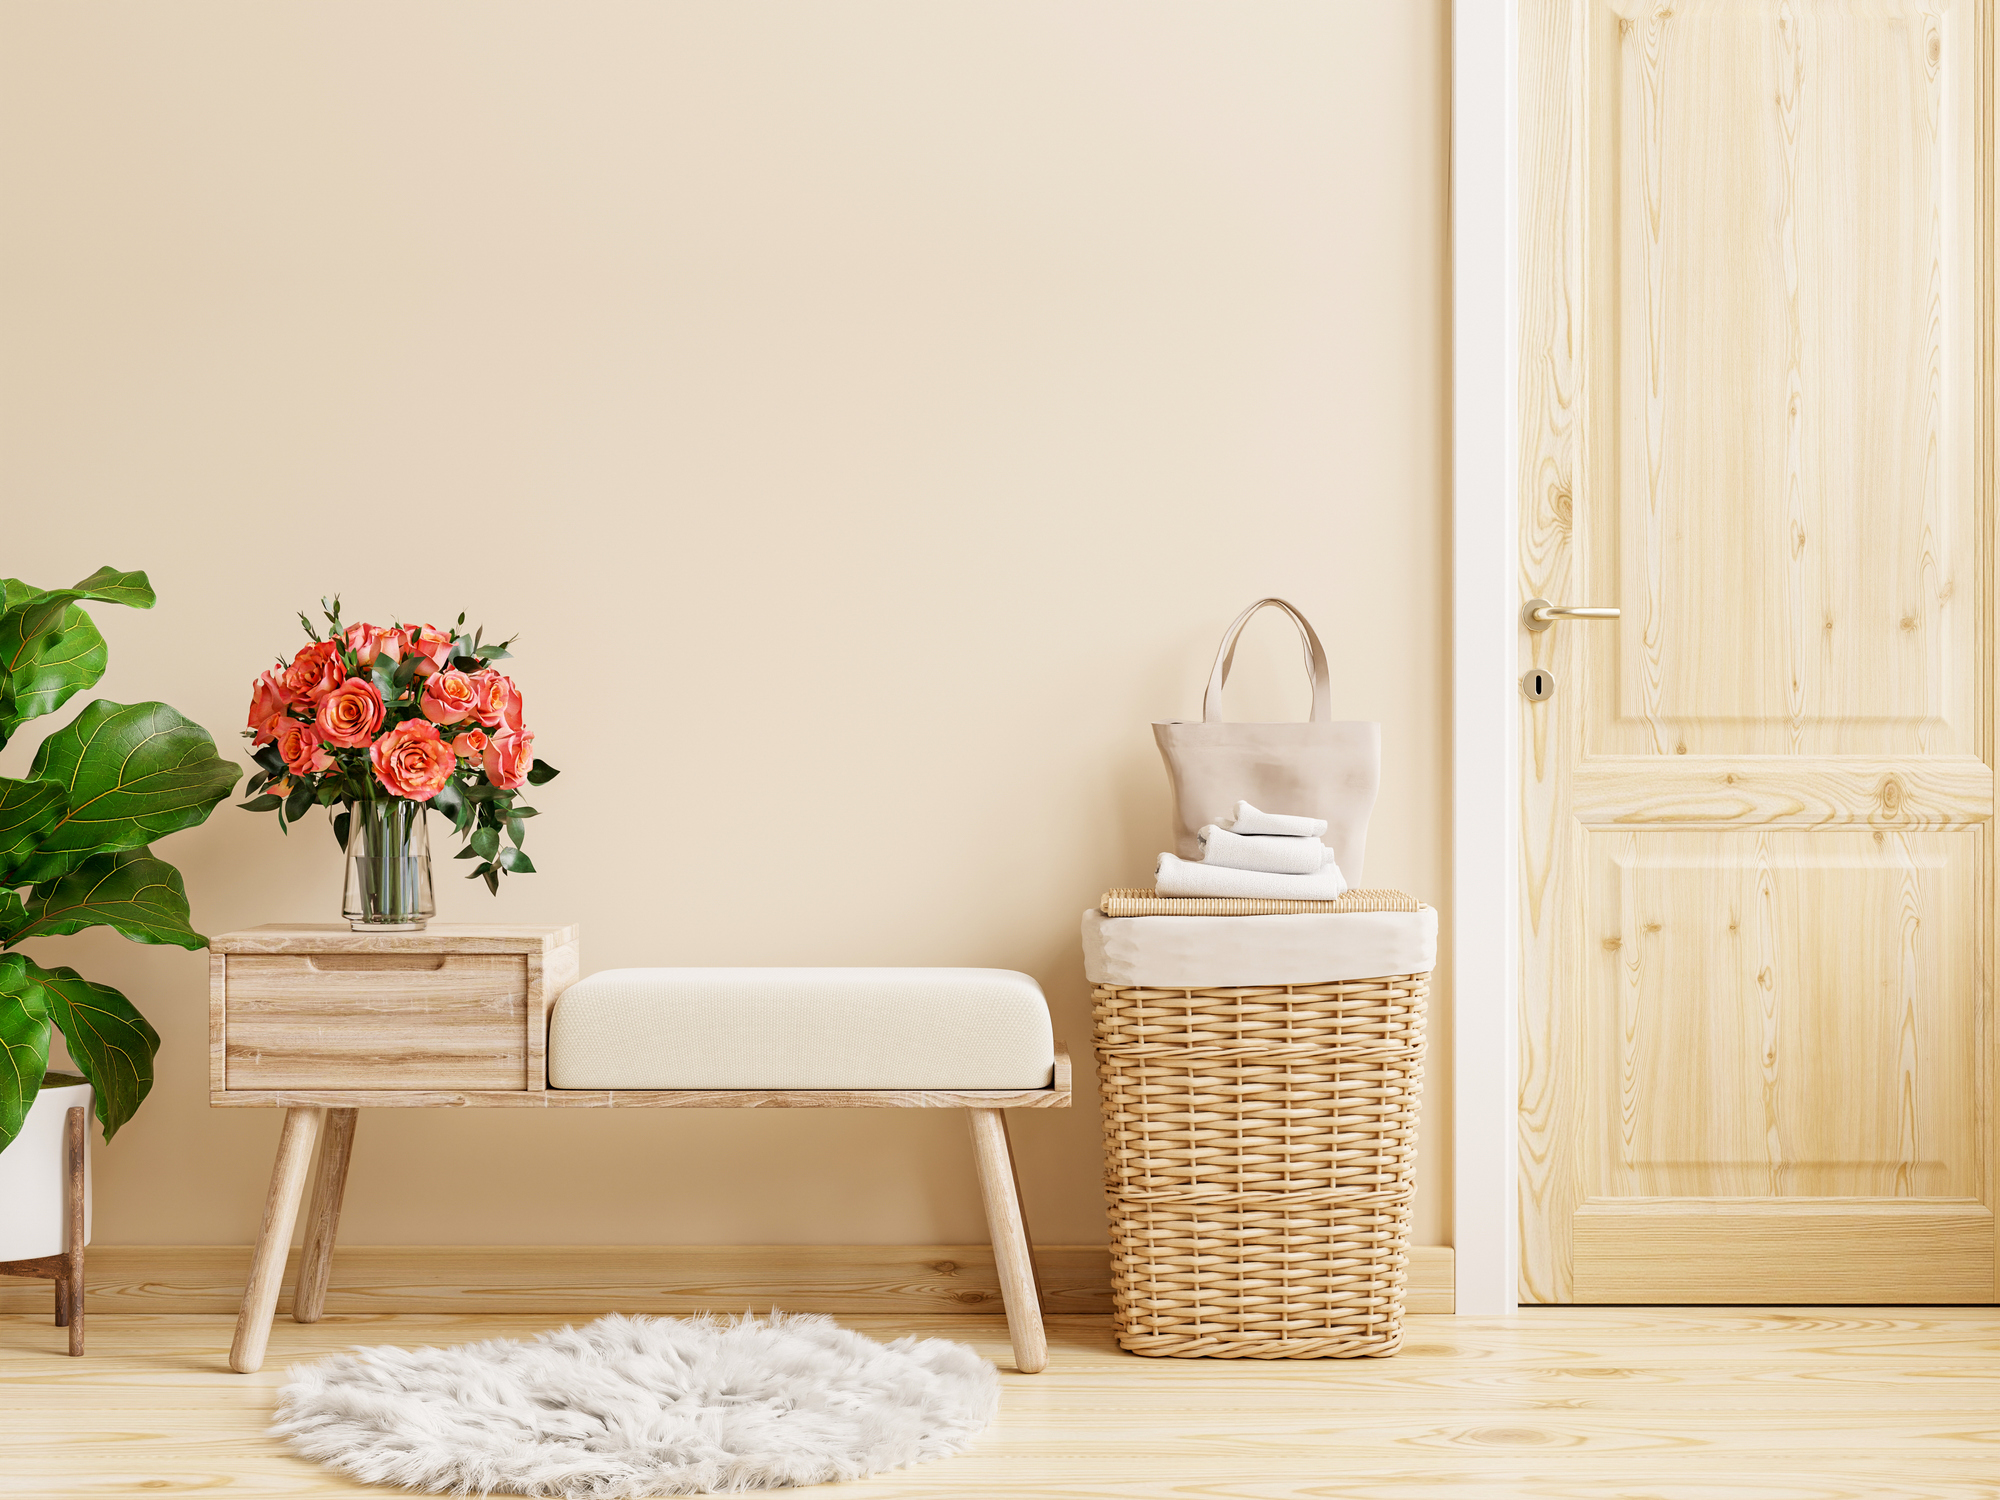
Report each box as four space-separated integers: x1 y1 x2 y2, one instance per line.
1522 667 1556 702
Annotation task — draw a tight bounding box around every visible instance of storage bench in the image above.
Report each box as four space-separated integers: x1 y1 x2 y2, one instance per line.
210 925 1069 1374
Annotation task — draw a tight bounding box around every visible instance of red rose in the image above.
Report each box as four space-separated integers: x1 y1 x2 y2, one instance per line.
370 719 456 801
482 727 534 790
246 670 290 746
316 677 386 748
469 669 522 731
420 668 478 725
275 721 332 777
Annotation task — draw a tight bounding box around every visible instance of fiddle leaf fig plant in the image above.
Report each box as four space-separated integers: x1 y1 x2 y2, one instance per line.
0 568 238 1157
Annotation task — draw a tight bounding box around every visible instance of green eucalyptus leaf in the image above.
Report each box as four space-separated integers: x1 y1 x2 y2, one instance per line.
496 846 534 874
252 744 287 776
12 848 205 951
14 700 240 884
453 843 483 860
505 816 525 847
526 760 559 786
238 793 282 813
24 960 157 1142
332 808 351 852
0 955 51 1154
483 866 499 894
469 827 499 859
466 860 492 878
283 779 313 822
0 777 67 882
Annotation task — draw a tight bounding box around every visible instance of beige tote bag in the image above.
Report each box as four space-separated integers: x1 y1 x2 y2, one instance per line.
1153 598 1381 880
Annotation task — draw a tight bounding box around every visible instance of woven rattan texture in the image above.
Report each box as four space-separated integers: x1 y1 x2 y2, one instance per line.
1093 973 1429 1358
1100 889 1423 917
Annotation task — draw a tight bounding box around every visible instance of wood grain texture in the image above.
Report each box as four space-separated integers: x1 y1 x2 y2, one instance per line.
968 1109 1047 1372
228 1107 323 1374
1573 756 1994 828
6 1307 1999 1497
291 1109 357 1325
224 954 530 1092
205 1044 1074 1111
0 1244 1459 1317
1521 0 1996 1303
1574 1200 1995 1302
210 923 579 954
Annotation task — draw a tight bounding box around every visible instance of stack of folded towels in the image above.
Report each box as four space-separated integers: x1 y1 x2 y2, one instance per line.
1154 802 1348 900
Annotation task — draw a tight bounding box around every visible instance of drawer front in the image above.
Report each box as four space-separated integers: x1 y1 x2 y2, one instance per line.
224 953 529 1091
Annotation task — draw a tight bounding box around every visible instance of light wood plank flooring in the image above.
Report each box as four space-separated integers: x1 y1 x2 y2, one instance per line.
4 1309 1998 1497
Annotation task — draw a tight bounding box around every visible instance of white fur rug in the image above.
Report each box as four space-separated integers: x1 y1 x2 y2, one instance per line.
270 1312 1000 1497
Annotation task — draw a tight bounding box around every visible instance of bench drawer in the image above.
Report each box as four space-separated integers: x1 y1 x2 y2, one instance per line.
223 952 530 1091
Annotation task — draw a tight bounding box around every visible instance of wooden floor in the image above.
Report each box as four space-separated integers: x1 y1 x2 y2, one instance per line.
4 1308 1999 1498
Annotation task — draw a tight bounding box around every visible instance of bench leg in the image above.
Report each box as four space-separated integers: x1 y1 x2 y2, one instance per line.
293 1108 357 1324
230 1106 324 1374
967 1107 1047 1374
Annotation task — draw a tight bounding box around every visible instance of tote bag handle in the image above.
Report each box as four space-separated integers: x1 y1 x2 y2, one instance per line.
1202 597 1332 724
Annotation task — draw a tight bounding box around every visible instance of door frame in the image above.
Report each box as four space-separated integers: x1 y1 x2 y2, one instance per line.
1450 0 1520 1315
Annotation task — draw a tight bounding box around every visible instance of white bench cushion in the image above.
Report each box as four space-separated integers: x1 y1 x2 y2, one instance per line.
1081 907 1437 989
547 967 1055 1090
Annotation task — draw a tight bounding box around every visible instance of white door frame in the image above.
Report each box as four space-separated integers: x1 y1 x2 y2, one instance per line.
1450 0 1520 1315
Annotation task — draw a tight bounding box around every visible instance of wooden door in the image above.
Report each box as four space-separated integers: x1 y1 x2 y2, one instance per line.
1519 0 1996 1303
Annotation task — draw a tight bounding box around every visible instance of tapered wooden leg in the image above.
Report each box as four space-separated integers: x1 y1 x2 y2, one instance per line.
229 1107 324 1374
293 1108 357 1324
64 1106 84 1357
967 1107 1047 1374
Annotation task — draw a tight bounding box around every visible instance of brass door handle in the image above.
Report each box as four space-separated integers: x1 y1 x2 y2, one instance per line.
1521 598 1620 632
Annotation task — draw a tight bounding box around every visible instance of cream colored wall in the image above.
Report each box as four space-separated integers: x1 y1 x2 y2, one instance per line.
0 2 1451 1248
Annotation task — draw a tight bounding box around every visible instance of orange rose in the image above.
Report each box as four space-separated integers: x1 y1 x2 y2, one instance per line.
246 670 290 746
316 677 386 748
451 727 489 762
469 669 522 731
343 622 398 668
279 640 344 705
275 721 333 777
370 719 455 801
482 727 534 790
400 624 455 678
420 668 478 725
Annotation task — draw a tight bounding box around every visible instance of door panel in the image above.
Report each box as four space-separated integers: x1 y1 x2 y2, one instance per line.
1520 0 1994 1302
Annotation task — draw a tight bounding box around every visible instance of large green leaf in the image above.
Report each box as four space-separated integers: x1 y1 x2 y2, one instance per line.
25 960 156 1141
0 777 66 882
8 848 204 950
12 700 239 884
0 567 154 646
0 604 107 743
0 954 51 1155
0 569 152 745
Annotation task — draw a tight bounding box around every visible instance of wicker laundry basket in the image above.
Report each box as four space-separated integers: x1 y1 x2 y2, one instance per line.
1092 972 1429 1358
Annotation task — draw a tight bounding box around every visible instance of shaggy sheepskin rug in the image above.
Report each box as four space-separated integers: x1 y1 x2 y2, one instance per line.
270 1312 1000 1497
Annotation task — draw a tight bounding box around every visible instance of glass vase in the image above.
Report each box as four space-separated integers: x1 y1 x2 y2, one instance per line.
341 798 435 932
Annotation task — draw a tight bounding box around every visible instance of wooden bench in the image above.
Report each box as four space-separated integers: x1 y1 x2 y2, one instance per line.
210 924 1071 1374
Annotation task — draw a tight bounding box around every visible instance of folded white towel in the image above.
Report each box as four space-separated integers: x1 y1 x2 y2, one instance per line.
1155 852 1350 900
1197 824 1331 875
1223 801 1328 839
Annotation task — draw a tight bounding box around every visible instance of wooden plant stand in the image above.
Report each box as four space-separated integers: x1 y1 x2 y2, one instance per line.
0 1106 87 1356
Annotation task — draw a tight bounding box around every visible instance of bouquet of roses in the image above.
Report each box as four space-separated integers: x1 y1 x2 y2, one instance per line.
240 598 556 894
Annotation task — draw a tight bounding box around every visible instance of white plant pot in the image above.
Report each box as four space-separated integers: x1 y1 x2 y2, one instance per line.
0 1074 92 1262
